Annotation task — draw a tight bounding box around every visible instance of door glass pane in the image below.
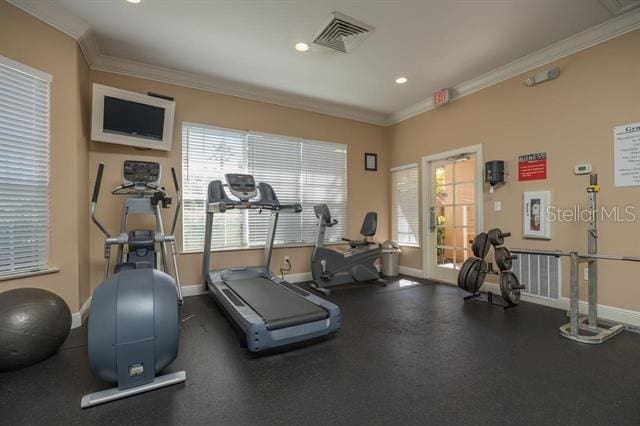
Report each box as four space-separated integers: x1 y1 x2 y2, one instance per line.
455 248 471 269
454 183 474 204
436 163 454 185
436 205 454 228
454 204 475 228
436 226 455 247
454 158 475 182
435 184 453 205
432 154 477 276
437 246 454 268
455 227 474 250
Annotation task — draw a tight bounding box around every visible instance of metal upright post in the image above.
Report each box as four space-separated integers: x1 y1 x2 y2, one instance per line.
155 204 170 274
587 174 599 327
569 252 579 337
263 210 279 269
202 208 214 287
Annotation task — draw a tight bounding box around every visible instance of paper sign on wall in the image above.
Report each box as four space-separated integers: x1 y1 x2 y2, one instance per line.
518 152 547 181
614 122 640 187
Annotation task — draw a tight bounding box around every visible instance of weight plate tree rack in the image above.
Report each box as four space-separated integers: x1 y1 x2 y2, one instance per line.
512 174 632 344
459 230 525 310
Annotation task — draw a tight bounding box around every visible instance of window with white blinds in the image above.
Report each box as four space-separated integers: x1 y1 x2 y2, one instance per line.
182 123 347 252
0 56 52 277
392 165 419 246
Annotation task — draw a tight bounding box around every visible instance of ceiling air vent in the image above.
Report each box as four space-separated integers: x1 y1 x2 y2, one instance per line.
599 0 640 15
313 12 374 53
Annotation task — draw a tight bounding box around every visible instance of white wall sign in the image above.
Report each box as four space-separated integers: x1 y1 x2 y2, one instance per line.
614 122 640 187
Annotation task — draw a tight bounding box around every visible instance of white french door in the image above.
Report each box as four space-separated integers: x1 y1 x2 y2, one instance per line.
423 145 483 283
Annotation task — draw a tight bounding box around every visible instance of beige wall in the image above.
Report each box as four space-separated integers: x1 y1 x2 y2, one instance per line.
88 71 390 292
0 1 90 311
4 0 639 314
389 30 640 310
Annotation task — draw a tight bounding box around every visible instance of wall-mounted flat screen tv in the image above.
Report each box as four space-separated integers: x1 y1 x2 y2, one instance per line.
91 84 175 151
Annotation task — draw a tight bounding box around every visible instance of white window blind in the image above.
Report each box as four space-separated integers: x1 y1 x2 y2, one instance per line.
182 123 347 252
0 56 51 277
392 166 419 246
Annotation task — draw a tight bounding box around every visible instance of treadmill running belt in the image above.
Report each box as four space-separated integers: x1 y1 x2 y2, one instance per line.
224 277 328 330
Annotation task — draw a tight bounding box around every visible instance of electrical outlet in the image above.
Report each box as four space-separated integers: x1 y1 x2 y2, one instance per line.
583 267 589 281
494 201 502 212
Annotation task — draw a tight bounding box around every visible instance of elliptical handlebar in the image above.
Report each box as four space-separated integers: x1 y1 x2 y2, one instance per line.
171 167 180 192
170 167 181 236
92 162 105 203
91 162 111 238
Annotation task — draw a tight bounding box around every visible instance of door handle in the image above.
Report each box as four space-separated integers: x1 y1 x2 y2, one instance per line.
429 206 436 232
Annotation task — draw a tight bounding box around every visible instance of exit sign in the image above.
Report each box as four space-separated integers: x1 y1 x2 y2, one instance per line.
433 88 450 107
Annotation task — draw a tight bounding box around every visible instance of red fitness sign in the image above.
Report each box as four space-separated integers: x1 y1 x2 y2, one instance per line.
518 152 547 181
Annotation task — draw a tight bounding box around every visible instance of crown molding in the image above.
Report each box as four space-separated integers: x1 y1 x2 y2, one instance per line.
8 0 90 39
9 0 640 127
389 7 640 125
91 55 390 125
7 1 389 126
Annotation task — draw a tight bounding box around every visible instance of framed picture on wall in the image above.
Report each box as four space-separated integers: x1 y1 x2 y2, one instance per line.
365 153 377 171
523 191 551 239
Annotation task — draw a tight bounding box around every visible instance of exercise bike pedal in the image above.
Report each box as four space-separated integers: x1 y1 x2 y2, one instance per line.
310 283 331 296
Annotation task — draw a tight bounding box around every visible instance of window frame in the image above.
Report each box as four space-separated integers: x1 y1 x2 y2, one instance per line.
181 122 348 253
0 55 54 279
391 163 420 247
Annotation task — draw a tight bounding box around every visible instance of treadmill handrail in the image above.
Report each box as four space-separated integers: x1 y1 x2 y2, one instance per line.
206 201 302 213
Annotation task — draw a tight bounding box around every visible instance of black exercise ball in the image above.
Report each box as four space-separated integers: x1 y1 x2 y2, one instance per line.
0 288 71 372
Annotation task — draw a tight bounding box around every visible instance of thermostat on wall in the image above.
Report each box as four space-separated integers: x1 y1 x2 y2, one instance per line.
574 164 592 175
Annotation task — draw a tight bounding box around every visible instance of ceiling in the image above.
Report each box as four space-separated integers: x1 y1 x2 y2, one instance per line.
9 0 640 124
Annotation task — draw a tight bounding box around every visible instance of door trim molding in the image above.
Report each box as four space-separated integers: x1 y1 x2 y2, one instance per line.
421 144 484 280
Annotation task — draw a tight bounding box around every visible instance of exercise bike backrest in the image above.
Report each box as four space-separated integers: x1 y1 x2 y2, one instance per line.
359 212 377 237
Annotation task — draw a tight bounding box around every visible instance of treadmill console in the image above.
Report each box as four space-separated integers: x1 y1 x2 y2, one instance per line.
225 174 257 201
122 160 161 186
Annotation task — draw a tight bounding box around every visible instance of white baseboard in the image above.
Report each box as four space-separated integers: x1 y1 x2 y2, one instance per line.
283 272 312 283
562 297 640 328
398 266 425 279
481 282 640 327
181 283 208 297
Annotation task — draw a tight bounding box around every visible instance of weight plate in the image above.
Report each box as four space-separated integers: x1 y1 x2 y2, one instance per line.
488 228 511 247
457 257 477 290
494 246 514 271
500 271 522 305
471 233 491 259
465 259 488 294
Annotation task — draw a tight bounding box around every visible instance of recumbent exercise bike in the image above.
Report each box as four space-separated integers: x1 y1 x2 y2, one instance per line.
310 204 385 294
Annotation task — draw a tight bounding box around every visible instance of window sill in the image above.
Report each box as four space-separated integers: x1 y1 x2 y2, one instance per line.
398 244 420 248
0 267 60 282
181 240 347 255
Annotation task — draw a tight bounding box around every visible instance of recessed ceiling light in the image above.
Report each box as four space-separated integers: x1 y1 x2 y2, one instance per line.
295 42 310 52
126 0 141 4
395 77 408 84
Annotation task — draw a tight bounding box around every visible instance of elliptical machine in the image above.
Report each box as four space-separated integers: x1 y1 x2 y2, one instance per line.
81 160 185 409
310 204 384 294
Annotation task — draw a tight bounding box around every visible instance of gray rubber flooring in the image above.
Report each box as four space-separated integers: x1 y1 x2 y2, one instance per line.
2 276 639 425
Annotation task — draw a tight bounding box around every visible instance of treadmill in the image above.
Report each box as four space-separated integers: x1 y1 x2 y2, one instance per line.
202 174 341 352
